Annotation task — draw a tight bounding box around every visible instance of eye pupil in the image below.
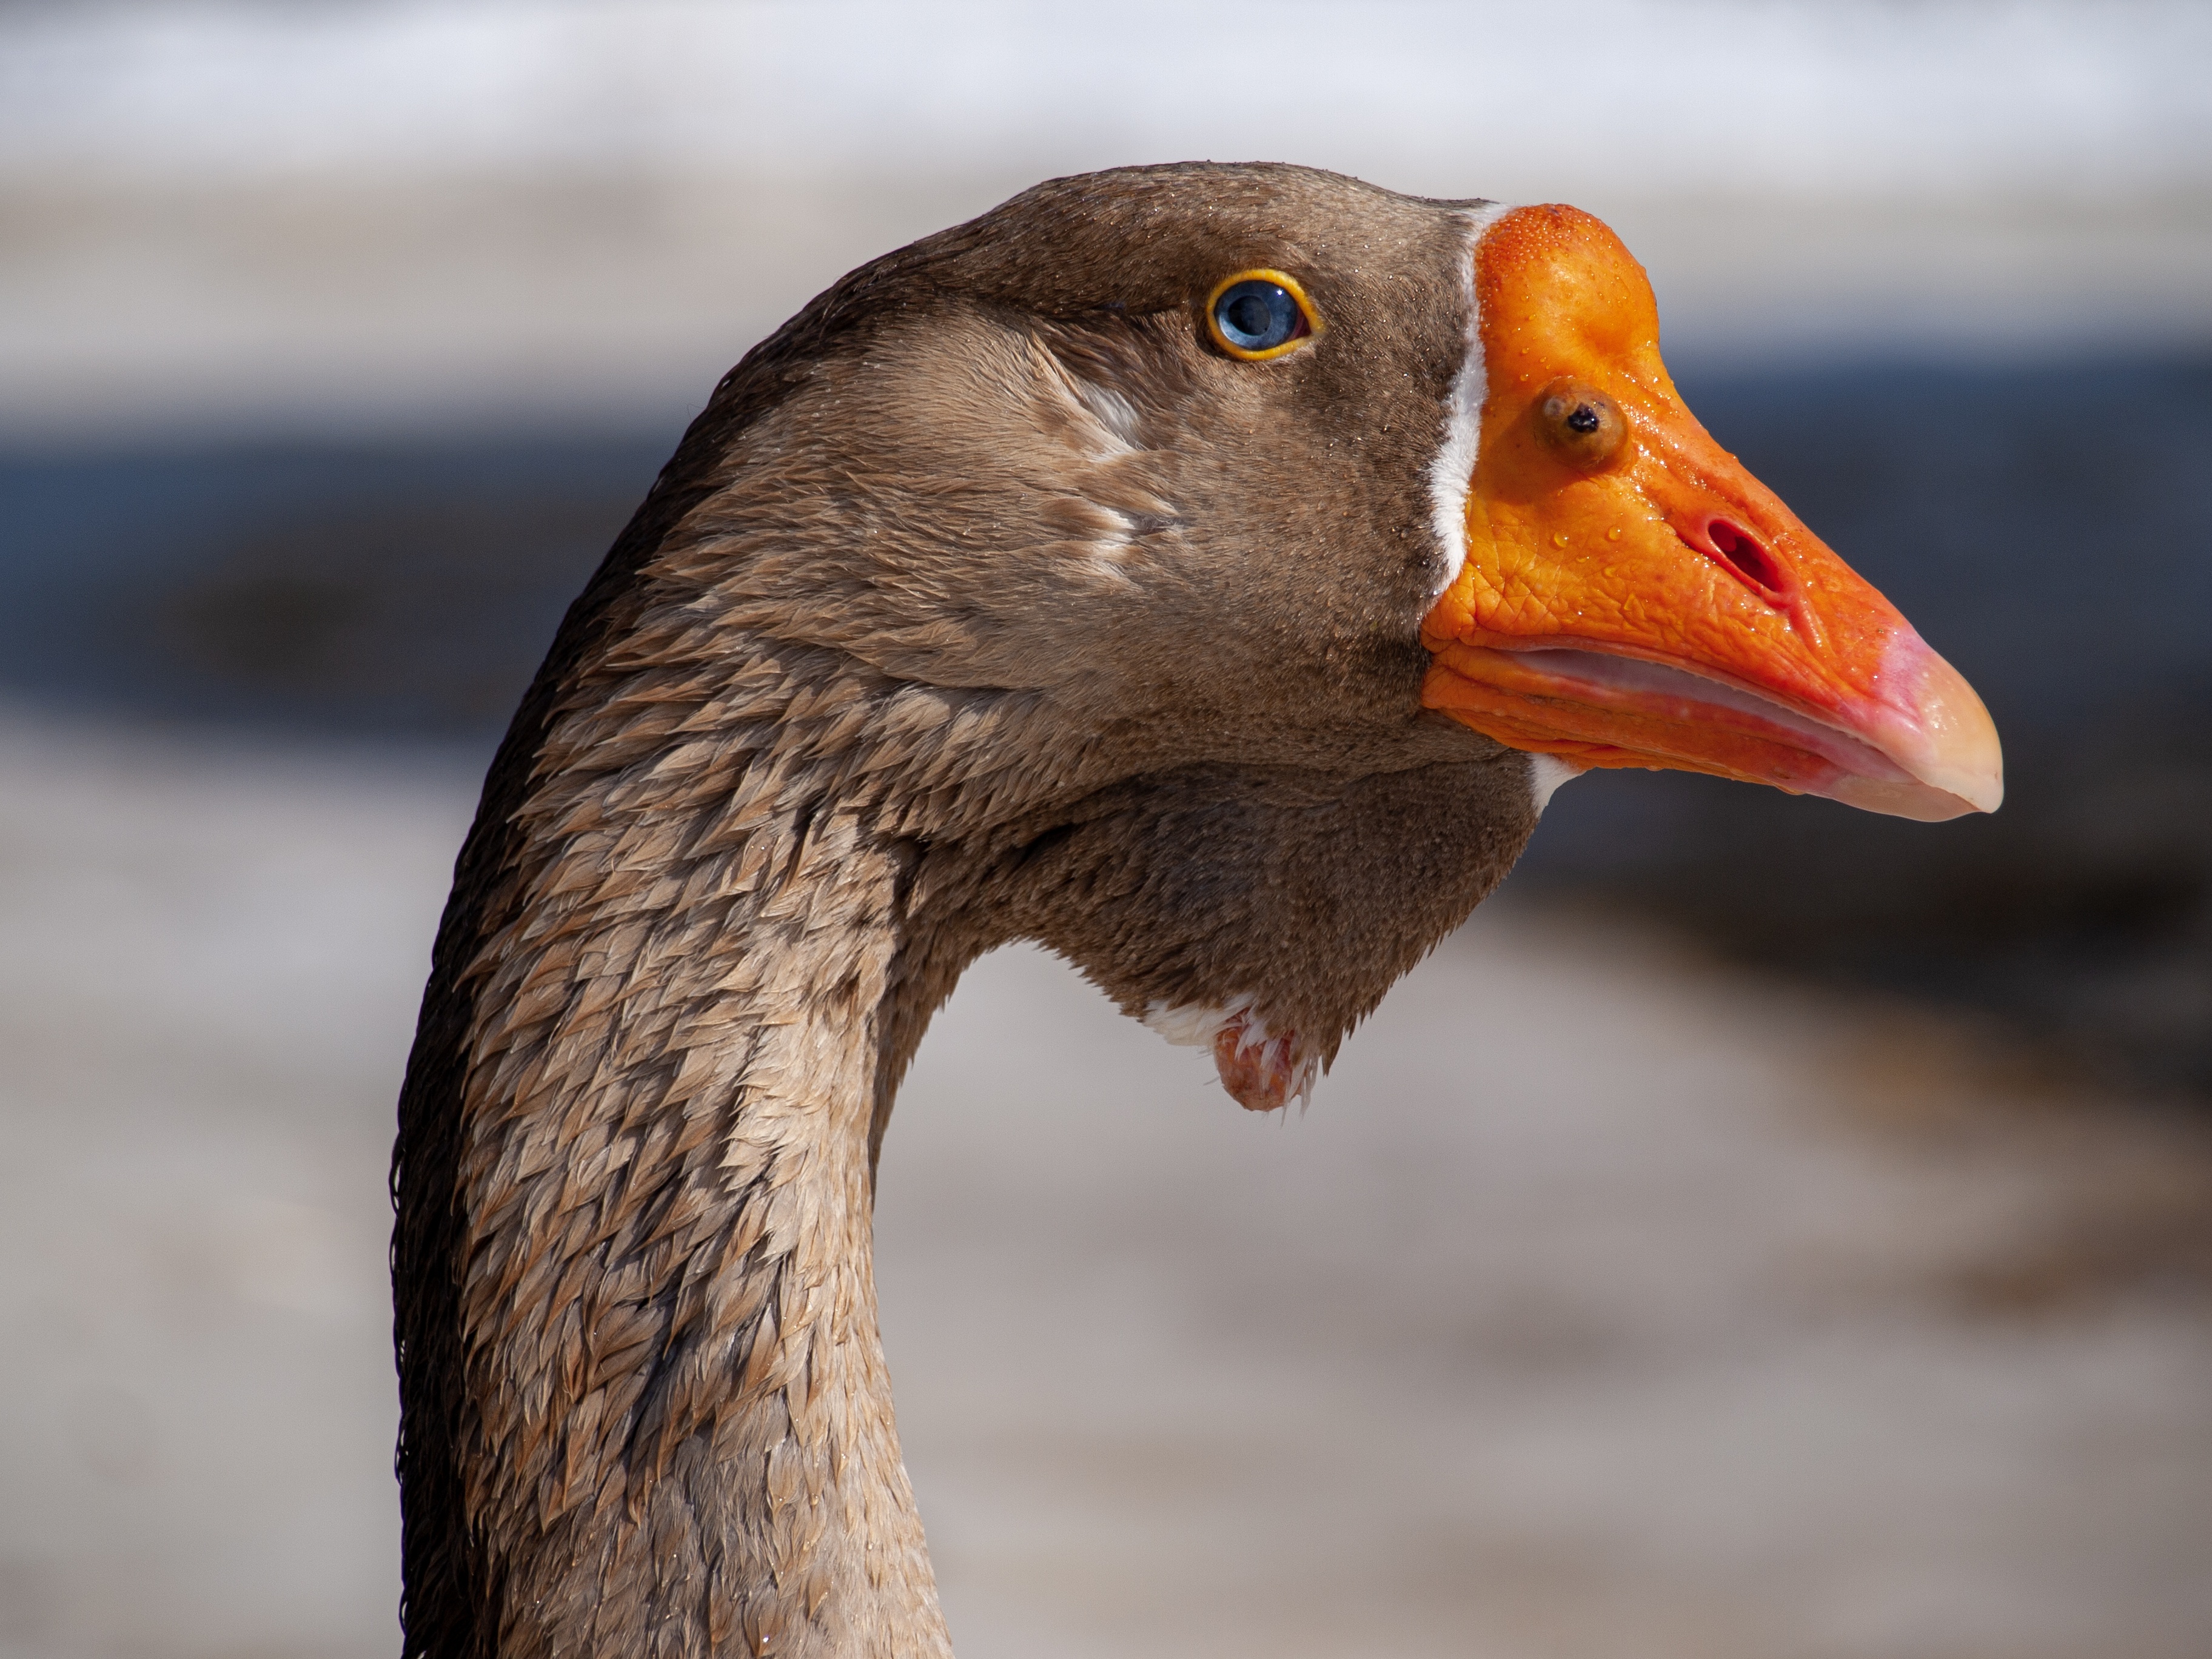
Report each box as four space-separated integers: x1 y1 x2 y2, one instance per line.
1213 278 1302 353
1226 293 1275 338
1566 405 1601 434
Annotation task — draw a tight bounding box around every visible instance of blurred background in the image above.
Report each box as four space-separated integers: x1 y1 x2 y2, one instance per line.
3 2 2210 1655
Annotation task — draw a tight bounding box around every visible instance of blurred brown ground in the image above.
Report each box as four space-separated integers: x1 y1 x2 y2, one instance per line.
2 711 2207 1659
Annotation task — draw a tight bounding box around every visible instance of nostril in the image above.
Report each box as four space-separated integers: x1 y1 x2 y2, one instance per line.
1705 518 1789 600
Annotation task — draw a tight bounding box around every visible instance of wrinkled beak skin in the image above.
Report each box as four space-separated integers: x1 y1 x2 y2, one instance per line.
1422 206 2003 822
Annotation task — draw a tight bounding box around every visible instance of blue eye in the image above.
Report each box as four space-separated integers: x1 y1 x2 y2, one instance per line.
1207 271 1318 359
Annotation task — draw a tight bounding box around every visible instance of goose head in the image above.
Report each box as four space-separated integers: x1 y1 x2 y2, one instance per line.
654 164 1998 1111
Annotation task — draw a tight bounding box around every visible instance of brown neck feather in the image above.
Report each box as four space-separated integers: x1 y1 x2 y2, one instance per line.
396 600 985 1659
391 562 1530 1659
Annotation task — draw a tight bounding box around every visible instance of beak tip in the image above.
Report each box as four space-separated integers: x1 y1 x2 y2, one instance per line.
1954 769 2006 816
1871 634 2003 821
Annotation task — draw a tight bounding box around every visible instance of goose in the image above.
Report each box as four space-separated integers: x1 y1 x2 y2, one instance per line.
392 163 2001 1658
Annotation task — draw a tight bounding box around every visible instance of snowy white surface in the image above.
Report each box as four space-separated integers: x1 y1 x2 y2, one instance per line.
3 0 2209 200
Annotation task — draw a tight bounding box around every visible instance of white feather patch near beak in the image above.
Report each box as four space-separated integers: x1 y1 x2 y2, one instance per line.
1528 753 1584 816
1426 200 1513 596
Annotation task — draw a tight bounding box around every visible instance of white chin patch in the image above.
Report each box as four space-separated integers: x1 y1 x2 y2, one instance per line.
1143 993 1316 1113
1527 753 1585 816
1141 999 1233 1048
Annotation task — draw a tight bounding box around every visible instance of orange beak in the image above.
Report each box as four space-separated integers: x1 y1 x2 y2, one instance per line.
1422 206 2002 822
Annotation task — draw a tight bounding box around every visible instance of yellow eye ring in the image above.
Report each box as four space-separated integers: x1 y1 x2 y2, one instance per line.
1204 269 1323 361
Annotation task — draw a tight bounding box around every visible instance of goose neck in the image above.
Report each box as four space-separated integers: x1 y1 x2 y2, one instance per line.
417 746 956 1655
